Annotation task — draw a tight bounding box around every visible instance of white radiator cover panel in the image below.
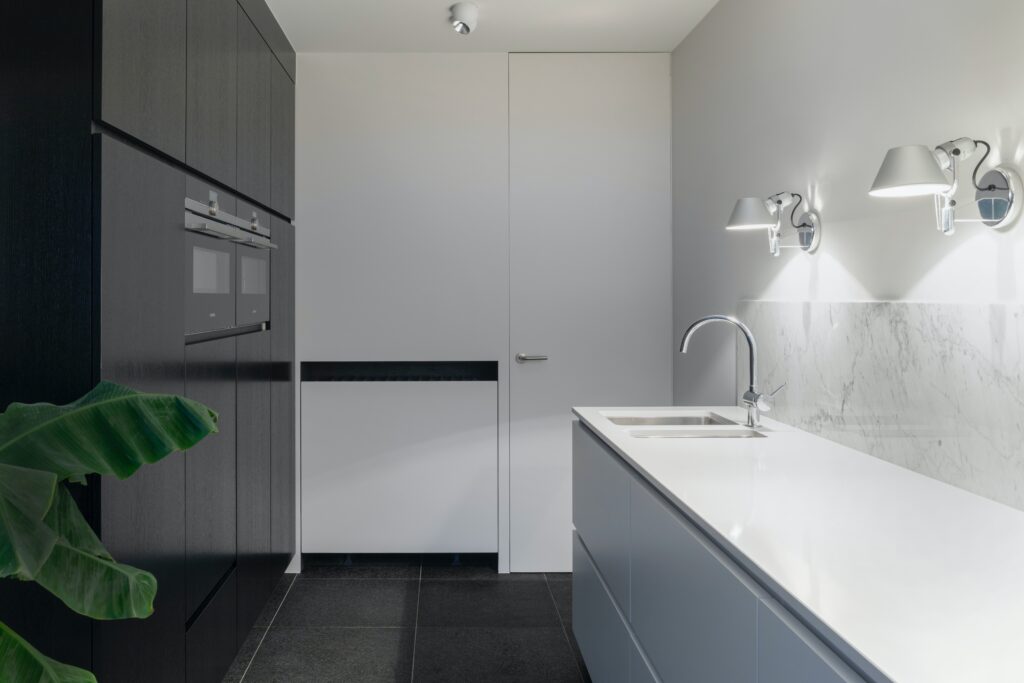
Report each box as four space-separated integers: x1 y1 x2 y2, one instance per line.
301 381 498 553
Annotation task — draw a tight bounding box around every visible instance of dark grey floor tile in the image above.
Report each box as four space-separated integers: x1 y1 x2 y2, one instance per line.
255 574 297 628
244 627 414 683
545 572 572 581
222 627 265 682
566 626 590 683
413 627 583 683
417 579 561 628
301 554 421 580
547 576 572 625
272 579 419 628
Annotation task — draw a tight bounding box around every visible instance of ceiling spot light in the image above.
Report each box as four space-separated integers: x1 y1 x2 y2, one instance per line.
450 3 478 35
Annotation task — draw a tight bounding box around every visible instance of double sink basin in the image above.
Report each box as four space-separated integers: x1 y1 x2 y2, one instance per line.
603 411 766 439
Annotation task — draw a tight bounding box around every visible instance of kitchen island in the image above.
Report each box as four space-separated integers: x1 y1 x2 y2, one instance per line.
572 406 1024 683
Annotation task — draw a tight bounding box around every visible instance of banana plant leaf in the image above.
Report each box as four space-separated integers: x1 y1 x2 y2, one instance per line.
33 486 156 619
0 382 219 681
0 381 218 482
0 463 59 579
0 620 96 683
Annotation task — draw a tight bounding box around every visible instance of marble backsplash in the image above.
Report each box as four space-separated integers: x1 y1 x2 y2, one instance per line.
736 300 1024 512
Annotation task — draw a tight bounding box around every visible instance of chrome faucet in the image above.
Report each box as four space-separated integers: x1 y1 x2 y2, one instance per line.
679 315 781 428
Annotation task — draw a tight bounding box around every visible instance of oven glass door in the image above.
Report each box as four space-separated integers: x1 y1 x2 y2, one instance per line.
236 244 270 326
186 231 236 334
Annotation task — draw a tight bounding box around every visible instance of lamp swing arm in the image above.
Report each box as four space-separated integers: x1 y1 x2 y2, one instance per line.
935 138 995 194
932 138 999 234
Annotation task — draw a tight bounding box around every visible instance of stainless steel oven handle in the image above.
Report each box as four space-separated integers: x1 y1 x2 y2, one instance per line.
185 221 238 240
234 235 278 250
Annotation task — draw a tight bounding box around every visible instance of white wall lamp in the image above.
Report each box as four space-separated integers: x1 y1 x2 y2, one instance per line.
725 192 821 258
869 138 1021 235
449 3 479 35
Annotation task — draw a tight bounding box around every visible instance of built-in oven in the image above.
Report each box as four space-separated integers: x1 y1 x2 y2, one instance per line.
184 194 276 336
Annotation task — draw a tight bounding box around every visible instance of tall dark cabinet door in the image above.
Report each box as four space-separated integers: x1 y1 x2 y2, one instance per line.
270 217 296 567
237 12 272 206
2 6 96 669
186 570 237 683
186 0 238 186
98 0 187 160
96 135 187 683
270 63 295 218
185 337 238 620
236 330 274 642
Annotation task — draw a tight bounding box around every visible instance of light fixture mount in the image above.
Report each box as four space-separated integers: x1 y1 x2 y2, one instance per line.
795 210 821 252
972 168 1021 229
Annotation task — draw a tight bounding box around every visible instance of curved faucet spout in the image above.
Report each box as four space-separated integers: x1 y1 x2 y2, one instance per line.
679 315 762 427
680 315 757 392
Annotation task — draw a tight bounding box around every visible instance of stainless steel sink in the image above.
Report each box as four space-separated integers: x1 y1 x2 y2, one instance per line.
608 413 736 427
627 428 765 439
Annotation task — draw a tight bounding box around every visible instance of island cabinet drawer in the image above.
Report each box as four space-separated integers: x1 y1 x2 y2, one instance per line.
758 599 864 683
572 533 630 683
629 478 757 683
572 421 631 610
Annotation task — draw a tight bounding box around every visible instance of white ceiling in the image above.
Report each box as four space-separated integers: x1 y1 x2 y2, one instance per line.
266 0 720 53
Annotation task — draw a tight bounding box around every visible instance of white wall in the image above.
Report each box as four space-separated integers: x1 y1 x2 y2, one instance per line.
672 0 1024 403
295 53 510 362
294 53 511 566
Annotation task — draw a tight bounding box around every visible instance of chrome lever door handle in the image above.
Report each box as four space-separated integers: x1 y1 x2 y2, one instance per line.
515 353 549 363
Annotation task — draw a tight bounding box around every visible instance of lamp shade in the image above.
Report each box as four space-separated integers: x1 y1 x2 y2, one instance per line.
725 198 776 230
869 145 952 198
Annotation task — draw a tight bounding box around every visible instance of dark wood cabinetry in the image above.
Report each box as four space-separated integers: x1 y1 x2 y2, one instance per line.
3 2 295 680
185 338 238 620
271 218 297 565
98 0 187 159
236 331 276 639
187 0 239 186
95 136 188 683
271 62 296 218
237 11 273 206
187 570 238 683
0 4 97 658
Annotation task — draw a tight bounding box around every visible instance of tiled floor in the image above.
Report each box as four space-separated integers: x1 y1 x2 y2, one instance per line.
224 554 591 682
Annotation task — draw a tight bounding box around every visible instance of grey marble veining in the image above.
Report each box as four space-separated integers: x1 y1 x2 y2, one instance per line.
737 301 1024 511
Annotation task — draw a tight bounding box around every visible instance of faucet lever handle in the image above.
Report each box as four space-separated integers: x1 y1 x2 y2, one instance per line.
756 383 786 413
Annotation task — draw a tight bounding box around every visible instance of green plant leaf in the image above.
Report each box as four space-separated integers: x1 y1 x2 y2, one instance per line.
0 619 97 683
0 464 59 579
33 486 156 620
41 485 110 563
0 381 218 481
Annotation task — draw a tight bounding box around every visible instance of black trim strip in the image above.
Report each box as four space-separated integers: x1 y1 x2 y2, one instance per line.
185 322 268 345
184 564 236 631
301 361 498 382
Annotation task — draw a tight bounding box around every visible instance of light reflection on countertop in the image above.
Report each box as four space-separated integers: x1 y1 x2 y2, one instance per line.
573 405 1024 683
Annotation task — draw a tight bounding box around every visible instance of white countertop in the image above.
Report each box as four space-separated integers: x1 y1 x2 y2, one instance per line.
573 406 1024 683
